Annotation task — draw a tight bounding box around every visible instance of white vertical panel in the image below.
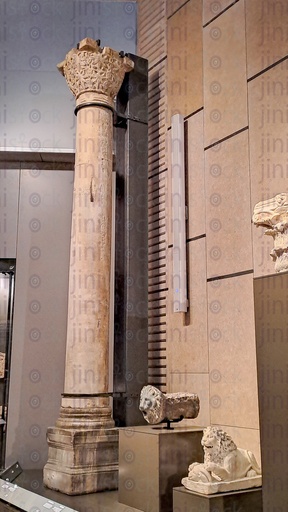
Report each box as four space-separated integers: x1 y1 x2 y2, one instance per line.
171 114 188 313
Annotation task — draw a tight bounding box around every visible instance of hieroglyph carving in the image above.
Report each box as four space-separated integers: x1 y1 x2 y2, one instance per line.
182 426 262 495
139 385 200 425
57 38 133 108
253 193 288 272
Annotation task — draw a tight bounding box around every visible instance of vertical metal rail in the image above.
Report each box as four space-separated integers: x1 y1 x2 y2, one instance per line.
113 54 149 426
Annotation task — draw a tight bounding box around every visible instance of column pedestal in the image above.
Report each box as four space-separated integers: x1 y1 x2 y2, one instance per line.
44 427 118 495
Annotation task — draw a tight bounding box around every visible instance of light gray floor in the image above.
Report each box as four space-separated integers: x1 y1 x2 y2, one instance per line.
13 470 142 512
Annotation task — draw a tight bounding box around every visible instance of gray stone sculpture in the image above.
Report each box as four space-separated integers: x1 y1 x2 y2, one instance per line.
139 385 200 426
182 426 262 495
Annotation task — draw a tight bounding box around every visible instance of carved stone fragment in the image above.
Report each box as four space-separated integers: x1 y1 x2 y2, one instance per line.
139 385 200 425
253 193 288 272
57 37 133 110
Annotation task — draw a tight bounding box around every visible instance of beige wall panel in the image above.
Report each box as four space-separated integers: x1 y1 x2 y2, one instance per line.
167 0 203 122
246 0 288 79
167 0 189 18
186 111 205 239
207 275 259 429
169 372 210 427
6 169 73 469
203 0 247 147
166 239 208 375
205 131 253 279
248 64 288 277
0 169 20 258
203 0 236 25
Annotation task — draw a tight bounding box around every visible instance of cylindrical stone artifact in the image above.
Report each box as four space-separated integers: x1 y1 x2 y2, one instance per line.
43 38 133 495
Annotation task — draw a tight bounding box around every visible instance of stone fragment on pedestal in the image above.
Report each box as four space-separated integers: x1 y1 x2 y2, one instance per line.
139 385 200 425
43 38 133 495
253 193 288 272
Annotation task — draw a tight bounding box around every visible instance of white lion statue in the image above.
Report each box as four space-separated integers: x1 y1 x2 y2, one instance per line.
182 426 261 492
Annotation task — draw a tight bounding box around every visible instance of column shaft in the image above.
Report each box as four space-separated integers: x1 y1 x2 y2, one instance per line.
65 106 112 396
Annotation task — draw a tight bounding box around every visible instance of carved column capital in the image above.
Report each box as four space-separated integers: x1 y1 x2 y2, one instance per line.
253 193 288 272
57 37 134 110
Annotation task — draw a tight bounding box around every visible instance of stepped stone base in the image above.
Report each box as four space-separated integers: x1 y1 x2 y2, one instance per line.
43 426 119 495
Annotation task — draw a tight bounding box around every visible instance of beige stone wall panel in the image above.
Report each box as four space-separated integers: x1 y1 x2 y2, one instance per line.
207 275 260 429
203 0 247 146
169 372 210 427
167 0 190 18
167 0 203 122
205 131 253 279
248 64 288 277
203 0 236 25
186 111 205 239
166 239 208 378
246 0 288 79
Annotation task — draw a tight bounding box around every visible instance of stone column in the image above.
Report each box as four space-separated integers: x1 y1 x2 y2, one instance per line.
253 193 288 273
43 38 133 495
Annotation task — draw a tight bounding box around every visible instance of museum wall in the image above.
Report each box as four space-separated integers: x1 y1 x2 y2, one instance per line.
0 164 73 469
138 0 288 465
0 0 138 471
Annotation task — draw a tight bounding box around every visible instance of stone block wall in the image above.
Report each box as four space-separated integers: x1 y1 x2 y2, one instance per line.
137 0 288 464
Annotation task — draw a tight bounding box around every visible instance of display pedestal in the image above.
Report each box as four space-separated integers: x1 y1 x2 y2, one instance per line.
119 425 203 512
173 486 262 512
254 271 288 511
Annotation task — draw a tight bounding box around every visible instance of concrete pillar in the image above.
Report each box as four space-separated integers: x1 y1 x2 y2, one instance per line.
43 38 133 495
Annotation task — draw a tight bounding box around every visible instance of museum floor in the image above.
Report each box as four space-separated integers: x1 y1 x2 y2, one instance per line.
12 470 142 512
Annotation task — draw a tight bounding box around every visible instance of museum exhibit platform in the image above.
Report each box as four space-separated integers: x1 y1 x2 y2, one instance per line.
173 485 262 512
0 469 141 512
118 425 204 512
